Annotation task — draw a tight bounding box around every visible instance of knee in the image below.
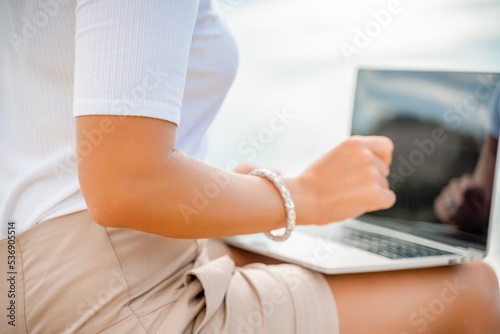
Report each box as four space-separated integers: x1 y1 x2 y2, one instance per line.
461 261 499 301
452 261 500 333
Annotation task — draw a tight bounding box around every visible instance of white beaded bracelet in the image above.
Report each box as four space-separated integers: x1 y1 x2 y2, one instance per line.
249 168 296 242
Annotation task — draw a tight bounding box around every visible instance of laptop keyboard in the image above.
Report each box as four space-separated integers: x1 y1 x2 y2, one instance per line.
307 227 454 259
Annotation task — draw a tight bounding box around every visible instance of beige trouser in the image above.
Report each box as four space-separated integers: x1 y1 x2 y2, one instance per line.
0 210 338 333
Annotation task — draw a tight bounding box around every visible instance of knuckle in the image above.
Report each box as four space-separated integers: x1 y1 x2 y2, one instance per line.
358 149 373 165
345 137 363 150
382 166 390 177
383 136 394 152
376 191 395 210
366 185 382 200
364 166 379 181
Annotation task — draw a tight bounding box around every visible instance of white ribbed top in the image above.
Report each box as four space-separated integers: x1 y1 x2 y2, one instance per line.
0 0 238 239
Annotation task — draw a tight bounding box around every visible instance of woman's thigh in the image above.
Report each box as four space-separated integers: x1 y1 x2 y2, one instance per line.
221 241 500 334
327 261 500 334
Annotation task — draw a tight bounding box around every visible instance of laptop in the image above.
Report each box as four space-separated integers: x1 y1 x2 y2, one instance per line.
223 68 500 274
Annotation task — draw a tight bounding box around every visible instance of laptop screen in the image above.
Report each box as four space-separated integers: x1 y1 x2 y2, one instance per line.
351 69 500 251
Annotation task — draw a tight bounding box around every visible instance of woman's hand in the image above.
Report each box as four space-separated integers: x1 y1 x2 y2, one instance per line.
434 175 487 231
287 136 396 226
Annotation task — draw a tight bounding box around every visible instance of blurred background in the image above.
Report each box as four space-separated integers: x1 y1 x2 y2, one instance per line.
206 0 500 274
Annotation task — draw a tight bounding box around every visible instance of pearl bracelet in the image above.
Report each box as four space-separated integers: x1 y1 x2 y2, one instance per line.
249 168 296 242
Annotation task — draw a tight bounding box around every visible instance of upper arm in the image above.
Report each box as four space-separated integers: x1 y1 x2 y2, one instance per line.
76 116 177 225
73 1 199 224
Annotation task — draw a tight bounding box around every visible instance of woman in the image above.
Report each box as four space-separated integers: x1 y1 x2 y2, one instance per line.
1 1 499 333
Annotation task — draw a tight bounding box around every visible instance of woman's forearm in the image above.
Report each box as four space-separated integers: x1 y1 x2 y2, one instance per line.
111 149 303 238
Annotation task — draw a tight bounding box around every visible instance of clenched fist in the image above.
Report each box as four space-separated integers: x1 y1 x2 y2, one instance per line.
287 136 396 226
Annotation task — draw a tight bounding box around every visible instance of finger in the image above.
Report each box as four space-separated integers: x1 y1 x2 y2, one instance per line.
440 178 470 219
445 175 475 208
457 174 474 193
378 173 390 189
371 188 396 211
353 136 394 166
435 183 456 218
370 155 391 178
435 195 451 222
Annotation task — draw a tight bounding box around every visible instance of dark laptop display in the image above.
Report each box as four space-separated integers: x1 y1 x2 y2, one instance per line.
351 69 500 250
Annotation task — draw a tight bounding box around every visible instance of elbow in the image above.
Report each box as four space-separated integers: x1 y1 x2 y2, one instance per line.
85 201 126 229
79 174 137 229
83 195 131 229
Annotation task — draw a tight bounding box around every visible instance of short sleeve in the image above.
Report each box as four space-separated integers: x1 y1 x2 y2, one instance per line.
73 0 199 125
488 85 500 139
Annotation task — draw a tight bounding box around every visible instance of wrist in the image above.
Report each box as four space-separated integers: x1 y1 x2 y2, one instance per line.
283 176 321 226
249 169 295 241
